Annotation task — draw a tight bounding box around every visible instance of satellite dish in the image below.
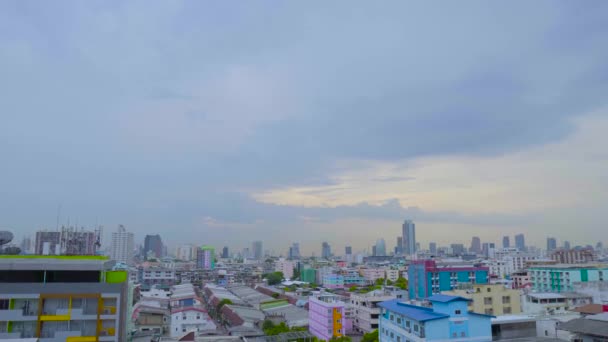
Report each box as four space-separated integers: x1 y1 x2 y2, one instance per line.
0 231 14 245
1 246 21 255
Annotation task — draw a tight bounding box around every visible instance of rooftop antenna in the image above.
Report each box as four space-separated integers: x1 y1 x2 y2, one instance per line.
56 204 62 231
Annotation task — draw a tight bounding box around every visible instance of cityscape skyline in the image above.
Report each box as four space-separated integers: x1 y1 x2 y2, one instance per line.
2 2 608 254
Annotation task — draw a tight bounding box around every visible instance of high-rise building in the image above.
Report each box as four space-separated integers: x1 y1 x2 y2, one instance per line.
395 237 403 254
34 231 61 255
60 226 99 256
408 259 489 299
451 243 465 256
547 237 557 252
401 220 416 255
322 242 332 259
345 246 352 255
564 241 571 250
289 242 300 259
110 225 134 265
502 236 510 248
20 236 32 254
309 293 348 340
429 242 437 255
372 245 377 256
0 255 129 341
515 233 526 251
222 246 229 259
197 245 215 270
375 238 387 256
176 244 195 261
252 241 263 260
143 234 163 260
470 236 481 254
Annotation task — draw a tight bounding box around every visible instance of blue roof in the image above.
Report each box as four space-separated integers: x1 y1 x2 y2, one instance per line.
427 294 472 303
378 299 449 322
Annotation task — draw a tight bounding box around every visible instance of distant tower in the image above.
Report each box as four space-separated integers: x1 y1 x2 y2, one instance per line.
110 225 134 265
143 235 163 260
252 241 263 260
402 220 416 255
429 242 437 255
502 236 510 249
222 246 229 259
197 245 215 270
321 242 332 259
375 238 387 256
470 237 481 254
546 237 557 252
564 241 571 250
288 243 300 260
515 234 526 251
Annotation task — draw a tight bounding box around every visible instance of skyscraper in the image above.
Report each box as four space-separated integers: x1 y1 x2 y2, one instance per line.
547 237 557 252
252 241 263 260
515 234 526 251
402 220 416 255
502 236 510 248
429 242 437 255
110 225 134 265
143 234 163 260
375 238 387 256
222 246 229 258
322 242 332 259
470 236 481 254
289 242 300 259
345 246 352 255
564 241 571 250
197 245 215 269
396 237 403 254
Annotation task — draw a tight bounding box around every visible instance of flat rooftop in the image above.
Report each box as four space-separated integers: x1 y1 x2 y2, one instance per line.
0 255 114 271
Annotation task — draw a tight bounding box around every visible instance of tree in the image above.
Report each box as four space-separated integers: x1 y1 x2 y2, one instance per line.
216 298 233 312
375 278 385 286
395 277 408 290
264 321 290 335
329 336 352 342
265 272 284 285
262 319 275 330
361 329 379 342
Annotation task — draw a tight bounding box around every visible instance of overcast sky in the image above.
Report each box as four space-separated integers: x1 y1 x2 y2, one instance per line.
1 1 607 255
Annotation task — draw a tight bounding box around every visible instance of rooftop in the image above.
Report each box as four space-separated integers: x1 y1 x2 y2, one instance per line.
378 299 449 322
427 294 472 303
559 317 608 337
0 255 114 271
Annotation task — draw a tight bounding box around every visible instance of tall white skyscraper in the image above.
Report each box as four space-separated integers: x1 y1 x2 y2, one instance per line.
110 225 134 265
402 219 416 255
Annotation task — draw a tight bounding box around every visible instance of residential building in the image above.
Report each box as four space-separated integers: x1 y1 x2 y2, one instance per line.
429 242 437 255
386 269 400 282
529 264 608 292
111 225 134 265
309 293 349 341
322 274 344 289
408 260 489 299
451 244 465 256
363 268 386 284
34 231 61 255
522 292 593 315
351 290 398 333
511 271 531 289
0 255 129 341
378 295 493 342
376 239 387 257
196 246 215 270
59 226 99 256
138 267 176 288
301 268 317 284
564 241 571 250
176 244 195 261
170 307 216 337
275 258 295 279
221 246 229 259
289 243 300 260
559 313 608 342
144 235 163 260
443 284 521 315
515 234 526 251
551 248 595 264
402 220 416 255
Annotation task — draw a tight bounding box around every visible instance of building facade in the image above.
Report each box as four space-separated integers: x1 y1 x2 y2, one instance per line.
530 264 608 292
143 235 163 260
351 291 397 333
34 231 61 255
378 295 493 342
408 260 489 299
110 225 134 265
0 255 129 341
402 220 416 256
196 246 215 270
444 284 522 316
308 293 349 341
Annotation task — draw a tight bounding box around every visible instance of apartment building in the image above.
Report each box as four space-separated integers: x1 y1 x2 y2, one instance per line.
308 293 349 341
529 264 608 292
350 290 397 333
0 255 128 341
522 292 593 315
408 260 489 299
443 284 521 315
378 295 493 342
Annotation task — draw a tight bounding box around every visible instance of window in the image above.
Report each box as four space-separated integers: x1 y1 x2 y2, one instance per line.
397 337 401 342
504 307 511 314
414 324 419 332
485 308 494 315
484 297 493 305
502 296 511 304
397 317 402 324
452 333 457 338
390 332 394 338
455 310 461 315
390 314 394 321
461 332 466 337
0 299 8 310
487 287 491 292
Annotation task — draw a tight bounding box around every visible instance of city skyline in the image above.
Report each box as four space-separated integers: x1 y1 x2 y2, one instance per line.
2 2 608 251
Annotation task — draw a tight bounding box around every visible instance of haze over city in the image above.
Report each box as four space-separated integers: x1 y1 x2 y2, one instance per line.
2 1 608 254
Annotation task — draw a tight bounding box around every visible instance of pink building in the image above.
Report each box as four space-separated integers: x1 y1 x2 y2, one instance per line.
362 268 385 283
309 293 351 340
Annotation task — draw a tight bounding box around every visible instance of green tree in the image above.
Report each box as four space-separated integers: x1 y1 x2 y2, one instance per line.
361 329 379 342
264 322 290 335
329 337 352 342
265 272 284 285
394 277 408 290
216 298 233 312
262 319 275 330
375 278 385 286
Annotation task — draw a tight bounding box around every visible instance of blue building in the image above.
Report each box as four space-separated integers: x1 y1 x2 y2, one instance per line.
408 260 489 299
378 295 493 342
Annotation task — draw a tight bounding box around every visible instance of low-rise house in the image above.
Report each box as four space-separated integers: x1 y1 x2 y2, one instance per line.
522 292 593 315
170 307 216 337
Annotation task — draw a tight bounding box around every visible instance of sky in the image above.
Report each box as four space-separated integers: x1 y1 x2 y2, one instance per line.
1 1 608 256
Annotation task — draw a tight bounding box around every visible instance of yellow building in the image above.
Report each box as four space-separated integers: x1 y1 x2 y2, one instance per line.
443 284 521 316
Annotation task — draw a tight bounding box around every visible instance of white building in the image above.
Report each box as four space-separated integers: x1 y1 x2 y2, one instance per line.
522 292 593 315
110 225 134 265
170 307 216 337
275 258 296 279
362 268 385 283
350 290 399 333
385 269 400 282
176 244 195 261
